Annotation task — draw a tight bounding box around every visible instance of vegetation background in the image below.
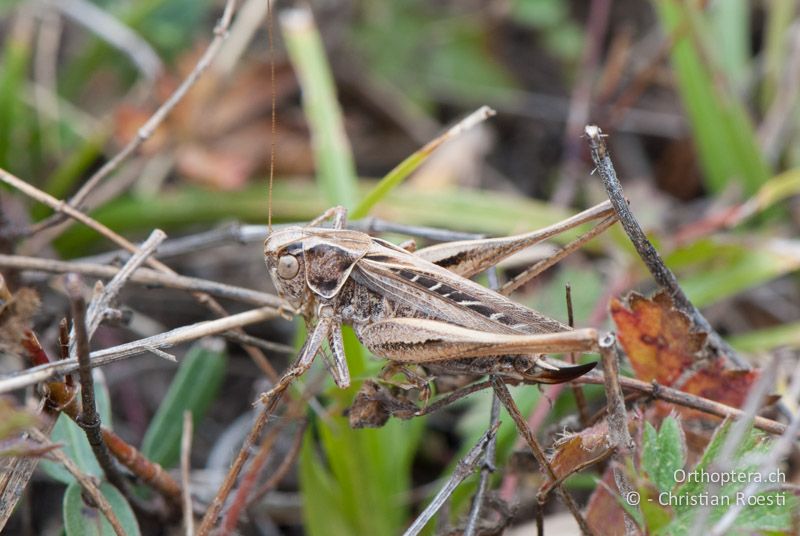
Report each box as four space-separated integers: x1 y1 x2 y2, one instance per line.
0 0 799 534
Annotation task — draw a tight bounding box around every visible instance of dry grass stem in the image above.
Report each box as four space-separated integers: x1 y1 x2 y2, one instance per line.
28 428 127 536
0 305 280 394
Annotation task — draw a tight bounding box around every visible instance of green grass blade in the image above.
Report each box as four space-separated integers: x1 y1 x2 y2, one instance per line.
708 0 749 91
761 0 795 109
299 326 424 536
655 0 770 195
729 321 800 353
281 7 359 209
0 20 31 173
63 481 141 536
55 181 611 255
140 339 227 468
351 106 495 219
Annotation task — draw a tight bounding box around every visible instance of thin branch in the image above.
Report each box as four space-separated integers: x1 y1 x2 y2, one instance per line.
0 167 279 380
566 283 590 426
574 370 789 436
492 378 595 536
688 356 780 536
66 274 132 500
584 124 746 368
181 411 195 536
464 393 500 536
29 428 127 536
27 0 237 237
221 397 306 535
248 418 308 505
402 425 498 536
196 389 286 535
710 353 800 535
0 253 282 308
598 334 638 536
82 229 166 343
0 306 280 394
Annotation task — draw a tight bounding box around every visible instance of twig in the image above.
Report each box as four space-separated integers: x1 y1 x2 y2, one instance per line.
0 253 282 308
196 390 286 535
27 0 237 238
402 425 498 536
710 353 800 535
221 398 306 535
248 418 308 505
0 167 279 379
82 229 166 342
29 428 127 536
0 305 280 394
552 0 612 206
574 370 789 437
182 411 195 536
463 394 500 536
65 274 132 501
491 378 595 536
584 125 746 368
688 355 780 536
598 333 638 536
566 284 590 426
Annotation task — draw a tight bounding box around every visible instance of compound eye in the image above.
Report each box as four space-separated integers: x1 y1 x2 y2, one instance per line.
277 254 300 279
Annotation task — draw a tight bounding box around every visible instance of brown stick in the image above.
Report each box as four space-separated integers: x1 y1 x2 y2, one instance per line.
491 378 595 536
26 0 238 239
29 428 127 536
0 253 282 308
0 167 279 380
584 124 745 368
574 371 789 437
65 274 132 502
598 334 638 535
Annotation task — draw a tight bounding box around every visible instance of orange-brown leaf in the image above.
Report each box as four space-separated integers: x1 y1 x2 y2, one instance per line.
610 291 706 385
542 421 612 495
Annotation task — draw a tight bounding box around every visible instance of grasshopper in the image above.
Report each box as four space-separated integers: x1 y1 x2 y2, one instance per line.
261 200 617 403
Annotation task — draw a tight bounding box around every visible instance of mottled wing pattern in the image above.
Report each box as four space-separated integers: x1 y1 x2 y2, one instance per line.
352 240 569 335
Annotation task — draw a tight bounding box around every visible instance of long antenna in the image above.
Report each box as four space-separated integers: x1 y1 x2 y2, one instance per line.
267 0 276 232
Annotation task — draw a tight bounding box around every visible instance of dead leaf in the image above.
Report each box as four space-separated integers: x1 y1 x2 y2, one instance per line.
541 420 613 495
610 291 706 385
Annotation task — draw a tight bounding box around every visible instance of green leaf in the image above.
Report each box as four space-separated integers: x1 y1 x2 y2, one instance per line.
655 0 770 195
299 432 352 536
656 423 798 534
0 25 32 172
642 417 686 494
40 370 113 485
666 237 800 307
141 339 227 468
63 481 140 536
55 182 612 256
729 321 800 353
282 7 359 210
299 326 425 536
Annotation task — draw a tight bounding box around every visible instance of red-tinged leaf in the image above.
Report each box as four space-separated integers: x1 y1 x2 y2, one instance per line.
21 330 50 366
541 420 613 495
585 468 627 536
610 291 706 385
678 360 759 417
